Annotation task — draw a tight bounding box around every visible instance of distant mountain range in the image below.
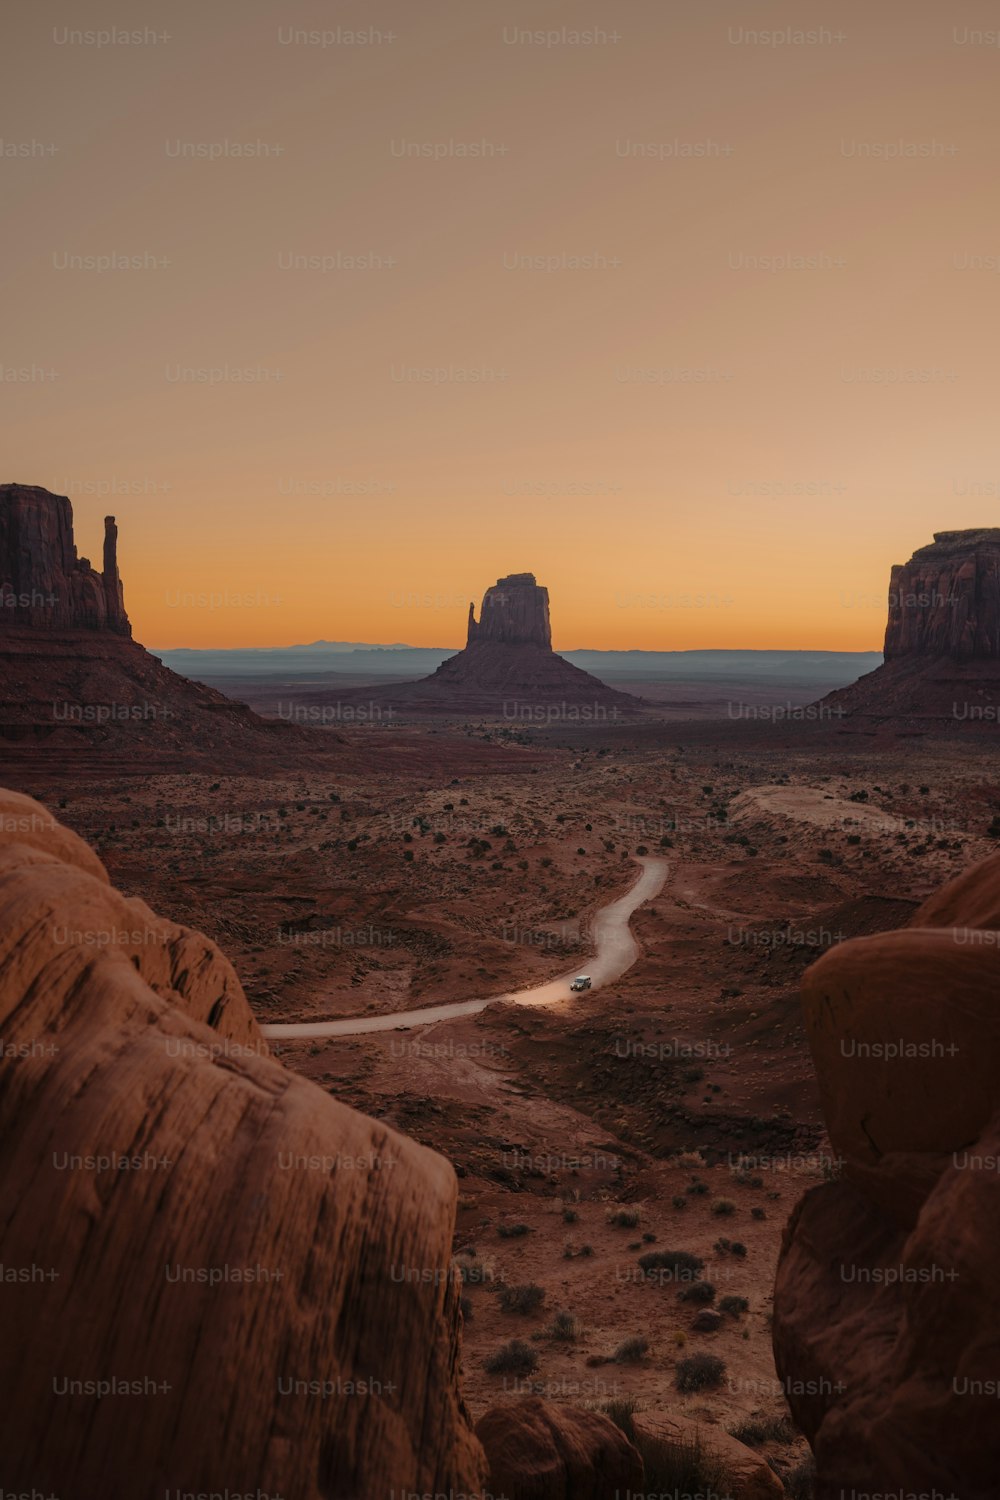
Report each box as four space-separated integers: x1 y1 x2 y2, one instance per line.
153 640 883 688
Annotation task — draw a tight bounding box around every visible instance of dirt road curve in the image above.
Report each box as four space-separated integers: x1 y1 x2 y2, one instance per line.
261 855 669 1039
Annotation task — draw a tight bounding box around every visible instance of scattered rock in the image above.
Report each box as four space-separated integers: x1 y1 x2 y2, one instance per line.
631 1411 784 1499
476 1396 642 1500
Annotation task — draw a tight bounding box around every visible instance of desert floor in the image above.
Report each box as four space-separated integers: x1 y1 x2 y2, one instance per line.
26 714 1000 1488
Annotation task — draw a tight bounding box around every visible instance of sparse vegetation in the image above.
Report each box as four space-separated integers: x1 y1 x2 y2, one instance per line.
638 1249 704 1281
678 1280 716 1305
728 1413 795 1446
613 1336 649 1363
547 1310 581 1342
498 1282 546 1315
498 1222 531 1239
484 1340 538 1377
675 1352 726 1392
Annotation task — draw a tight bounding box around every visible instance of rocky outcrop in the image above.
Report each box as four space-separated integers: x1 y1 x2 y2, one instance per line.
476 1397 642 1499
822 529 1000 725
631 1411 784 1500
0 482 344 775
884 529 1000 661
773 852 1000 1497
329 570 642 715
0 789 487 1499
0 484 130 635
470 572 553 649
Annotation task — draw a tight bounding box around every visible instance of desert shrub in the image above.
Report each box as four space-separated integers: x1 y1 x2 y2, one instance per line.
678 1280 716 1305
547 1310 581 1342
751 1206 766 1220
498 1283 545 1315
613 1335 649 1363
484 1340 538 1377
638 1249 704 1282
642 1231 656 1242
498 1222 531 1239
686 1180 709 1196
562 1206 579 1224
728 1414 795 1446
711 1198 736 1217
675 1353 726 1393
671 1195 687 1209
718 1295 749 1318
608 1208 640 1229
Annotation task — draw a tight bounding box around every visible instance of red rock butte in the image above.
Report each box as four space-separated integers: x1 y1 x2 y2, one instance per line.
0 483 337 776
0 483 130 635
883 529 1000 662
335 571 642 716
823 528 1000 727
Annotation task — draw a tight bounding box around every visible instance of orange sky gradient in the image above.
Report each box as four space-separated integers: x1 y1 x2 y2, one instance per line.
5 0 1000 650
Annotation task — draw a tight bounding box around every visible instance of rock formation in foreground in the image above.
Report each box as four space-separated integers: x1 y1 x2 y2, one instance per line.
0 786 488 1499
773 852 1000 1497
0 483 338 775
822 528 1000 726
328 572 643 717
1 789 791 1500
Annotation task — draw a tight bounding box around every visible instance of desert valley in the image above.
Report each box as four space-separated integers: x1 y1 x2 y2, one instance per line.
3 484 1000 1497
6 3 1000 1492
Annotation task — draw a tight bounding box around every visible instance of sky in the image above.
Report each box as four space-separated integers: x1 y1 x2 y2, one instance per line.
5 0 1000 650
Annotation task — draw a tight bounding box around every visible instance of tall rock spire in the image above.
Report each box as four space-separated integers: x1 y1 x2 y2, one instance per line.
102 514 130 636
0 485 131 635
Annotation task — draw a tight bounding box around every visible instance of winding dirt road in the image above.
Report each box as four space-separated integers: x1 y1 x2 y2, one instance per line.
261 855 668 1040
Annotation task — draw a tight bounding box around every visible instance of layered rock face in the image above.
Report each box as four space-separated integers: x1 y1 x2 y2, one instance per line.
0 483 130 635
822 528 1000 724
884 529 1000 661
773 854 1000 1496
0 483 341 775
0 788 487 1499
468 572 553 648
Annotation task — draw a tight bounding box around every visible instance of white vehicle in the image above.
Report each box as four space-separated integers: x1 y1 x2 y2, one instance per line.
569 975 592 992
